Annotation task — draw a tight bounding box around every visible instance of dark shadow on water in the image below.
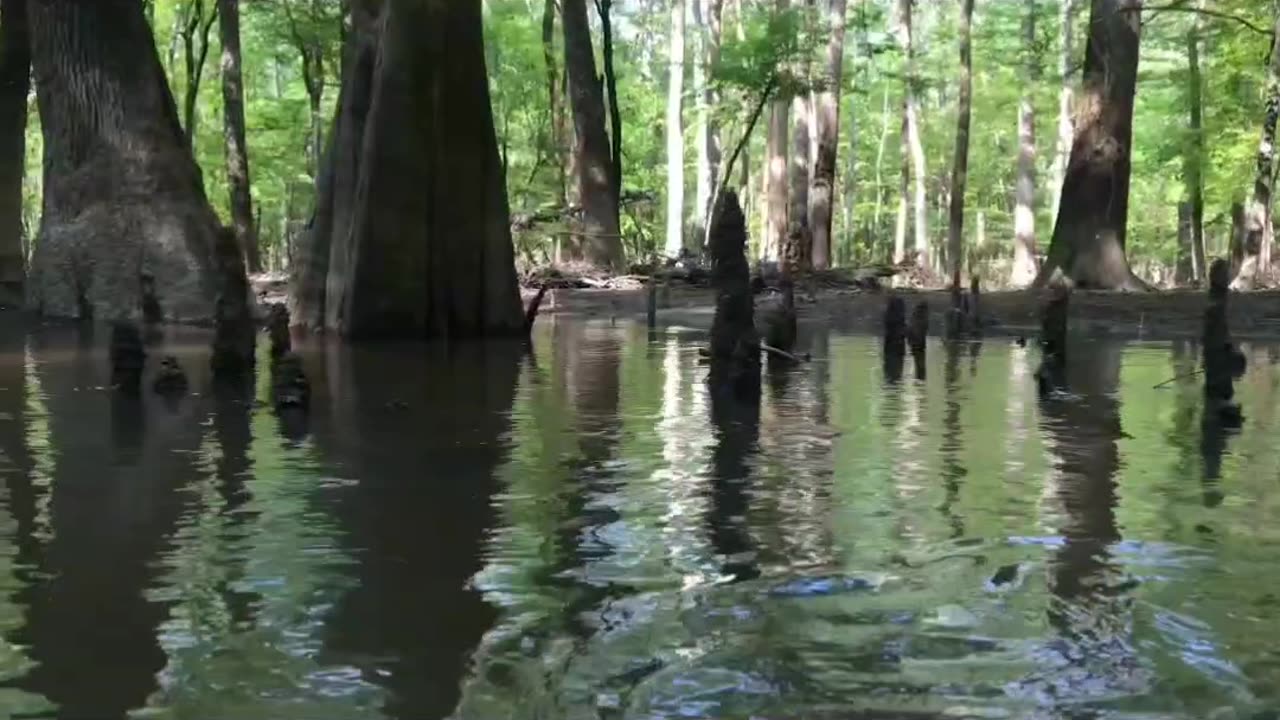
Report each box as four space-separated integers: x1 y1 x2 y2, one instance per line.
939 340 966 540
708 370 762 583
315 338 522 720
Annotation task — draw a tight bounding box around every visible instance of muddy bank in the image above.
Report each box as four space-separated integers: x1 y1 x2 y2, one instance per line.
526 286 1280 340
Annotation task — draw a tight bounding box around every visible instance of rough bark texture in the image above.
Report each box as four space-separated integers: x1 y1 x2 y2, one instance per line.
691 0 722 249
809 0 846 270
0 0 30 301
896 0 927 272
218 0 260 273
563 0 623 269
1185 1 1206 284
764 97 788 261
290 4 377 330
788 91 811 270
1035 0 1145 290
1230 10 1280 290
709 190 759 397
292 0 523 338
1011 0 1038 288
664 0 685 258
1176 202 1192 283
1051 0 1076 226
27 0 224 322
947 0 974 290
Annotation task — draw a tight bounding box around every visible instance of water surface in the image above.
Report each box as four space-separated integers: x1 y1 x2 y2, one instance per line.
0 316 1276 719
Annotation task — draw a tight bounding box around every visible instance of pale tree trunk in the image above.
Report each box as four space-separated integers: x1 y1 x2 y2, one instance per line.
27 0 225 322
1051 0 1076 225
809 0 846 270
764 101 788 262
1036 0 1145 290
1230 8 1280 290
664 0 685 258
180 0 218 147
946 0 974 290
896 0 927 271
894 104 908 265
563 0 624 269
0 0 30 301
218 0 260 274
1185 0 1206 283
789 93 811 270
1011 0 1038 287
295 0 523 338
692 0 722 249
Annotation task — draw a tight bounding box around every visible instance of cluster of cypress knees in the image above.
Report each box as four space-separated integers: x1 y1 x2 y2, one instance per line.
110 300 310 412
702 189 1246 428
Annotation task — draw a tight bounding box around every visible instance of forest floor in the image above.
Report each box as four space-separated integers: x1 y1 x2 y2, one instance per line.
527 284 1280 341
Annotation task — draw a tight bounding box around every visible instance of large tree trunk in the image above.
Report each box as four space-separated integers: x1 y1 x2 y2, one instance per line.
1230 9 1280 290
788 92 811 270
27 0 223 322
946 0 974 290
218 0 260 274
1035 0 1145 290
292 0 523 338
0 0 30 302
1011 0 1038 287
664 0 685 258
563 0 624 270
896 0 927 272
691 0 722 249
810 0 846 270
1050 0 1076 226
1184 0 1206 284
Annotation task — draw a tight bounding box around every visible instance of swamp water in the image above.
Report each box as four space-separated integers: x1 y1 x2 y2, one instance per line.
0 316 1275 719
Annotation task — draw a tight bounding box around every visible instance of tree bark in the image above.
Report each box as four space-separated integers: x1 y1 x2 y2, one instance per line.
0 0 30 300
1185 1 1206 284
563 0 624 269
810 0 846 270
1230 8 1280 290
218 0 260 274
894 98 908 265
1011 0 1038 287
1035 0 1145 290
1050 0 1076 227
896 0 927 272
764 95 788 262
599 0 623 209
788 92 811 270
691 0 722 249
180 0 217 147
947 0 974 290
27 0 225 322
664 0 685 258
303 0 523 338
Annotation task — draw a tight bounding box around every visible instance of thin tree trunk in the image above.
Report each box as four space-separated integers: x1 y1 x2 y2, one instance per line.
764 101 788 262
1036 0 1145 290
542 0 567 205
27 0 225 321
1230 8 1280 290
600 0 623 208
946 0 974 290
896 0 927 272
894 103 908 265
0 0 30 300
218 0 260 274
692 0 722 248
1011 0 1038 287
810 0 847 270
874 84 889 242
789 92 811 270
181 0 218 147
1051 0 1076 225
664 0 685 258
563 0 624 269
301 0 523 337
1185 0 1206 283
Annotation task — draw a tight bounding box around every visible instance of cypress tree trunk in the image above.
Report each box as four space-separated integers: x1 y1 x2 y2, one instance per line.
764 98 788 262
789 91 811 271
1185 1 1206 284
27 0 223 322
0 0 30 303
947 0 974 290
1011 0 1038 287
691 0 722 249
664 0 685 259
1036 0 1145 290
218 0 259 274
1051 0 1076 226
1230 9 1280 290
293 0 523 338
896 0 927 272
810 0 846 271
563 0 624 270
